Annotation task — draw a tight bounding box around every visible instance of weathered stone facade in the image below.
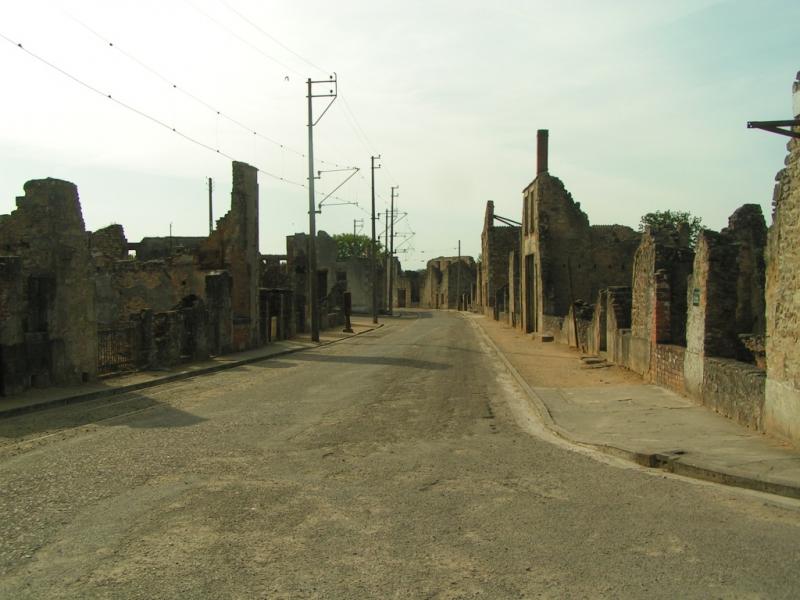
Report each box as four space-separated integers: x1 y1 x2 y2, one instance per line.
421 256 476 310
198 161 260 350
92 161 260 352
0 179 97 394
393 267 421 309
764 74 800 443
286 231 347 332
0 161 266 397
519 130 640 335
628 226 694 376
479 201 520 319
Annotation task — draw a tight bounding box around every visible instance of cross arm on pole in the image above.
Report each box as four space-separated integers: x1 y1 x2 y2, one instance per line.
747 119 800 139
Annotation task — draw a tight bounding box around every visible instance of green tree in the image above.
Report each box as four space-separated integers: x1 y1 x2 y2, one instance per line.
332 233 383 261
638 210 703 247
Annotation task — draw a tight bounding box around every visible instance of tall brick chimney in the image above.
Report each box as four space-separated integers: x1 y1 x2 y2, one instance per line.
537 129 549 175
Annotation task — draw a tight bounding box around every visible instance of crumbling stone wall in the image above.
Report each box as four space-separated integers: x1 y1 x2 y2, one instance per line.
130 236 207 261
519 168 639 335
421 256 475 309
287 231 346 330
683 206 767 424
205 271 233 355
765 76 800 443
90 224 128 260
559 301 593 349
393 263 419 309
704 357 766 431
421 260 444 308
508 249 520 327
628 227 693 376
343 256 382 314
0 179 97 392
587 290 608 355
0 257 25 394
261 255 290 289
480 201 520 317
606 286 632 365
727 205 767 343
521 174 592 328
198 162 259 350
589 225 641 291
94 253 207 326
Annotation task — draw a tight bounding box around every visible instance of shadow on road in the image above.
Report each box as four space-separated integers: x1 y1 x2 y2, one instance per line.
0 393 208 440
286 353 450 371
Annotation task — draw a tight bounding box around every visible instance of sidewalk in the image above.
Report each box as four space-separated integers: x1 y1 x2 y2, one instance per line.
0 317 380 420
468 312 800 500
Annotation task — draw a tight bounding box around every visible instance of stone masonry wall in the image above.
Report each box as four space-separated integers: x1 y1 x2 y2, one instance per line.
704 357 766 431
0 178 97 388
94 255 207 326
520 171 639 335
765 75 800 443
198 162 259 350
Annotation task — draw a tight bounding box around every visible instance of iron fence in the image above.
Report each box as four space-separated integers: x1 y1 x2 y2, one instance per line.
97 323 137 374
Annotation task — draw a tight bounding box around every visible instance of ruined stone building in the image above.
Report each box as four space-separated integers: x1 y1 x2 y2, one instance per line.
485 117 788 440
504 98 797 441
0 179 97 394
92 161 261 354
285 231 349 332
477 200 520 322
580 205 768 433
343 255 384 314
393 265 422 309
519 129 640 337
421 256 476 310
0 161 264 396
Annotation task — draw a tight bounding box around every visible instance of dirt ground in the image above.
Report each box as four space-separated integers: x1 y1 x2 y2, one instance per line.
468 313 643 388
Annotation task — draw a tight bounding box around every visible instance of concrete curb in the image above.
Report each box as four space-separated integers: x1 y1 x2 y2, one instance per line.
0 323 384 421
467 316 800 501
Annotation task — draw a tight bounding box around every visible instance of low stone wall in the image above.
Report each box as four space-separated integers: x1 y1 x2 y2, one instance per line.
653 344 686 394
626 335 651 377
541 315 565 340
703 357 766 431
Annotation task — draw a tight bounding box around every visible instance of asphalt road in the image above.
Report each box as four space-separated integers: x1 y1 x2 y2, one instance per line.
1 310 799 599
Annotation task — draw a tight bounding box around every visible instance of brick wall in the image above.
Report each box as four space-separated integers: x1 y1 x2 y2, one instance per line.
653 344 686 394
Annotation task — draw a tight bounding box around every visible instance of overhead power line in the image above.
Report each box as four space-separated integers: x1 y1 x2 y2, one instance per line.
0 31 360 203
181 0 302 77
188 0 400 186
216 0 329 76
65 13 351 171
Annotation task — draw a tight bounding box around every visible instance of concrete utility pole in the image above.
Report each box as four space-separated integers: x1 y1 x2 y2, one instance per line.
208 177 213 234
388 185 398 314
457 240 461 310
306 75 338 343
370 155 381 324
383 210 389 309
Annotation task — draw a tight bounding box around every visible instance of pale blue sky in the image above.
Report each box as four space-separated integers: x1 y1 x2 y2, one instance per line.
0 0 797 269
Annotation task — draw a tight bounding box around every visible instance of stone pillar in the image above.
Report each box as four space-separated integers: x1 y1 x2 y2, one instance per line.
205 272 233 355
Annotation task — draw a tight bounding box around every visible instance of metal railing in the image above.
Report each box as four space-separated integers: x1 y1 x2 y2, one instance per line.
97 324 137 374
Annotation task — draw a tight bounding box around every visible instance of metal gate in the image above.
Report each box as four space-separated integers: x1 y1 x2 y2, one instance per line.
97 324 137 374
